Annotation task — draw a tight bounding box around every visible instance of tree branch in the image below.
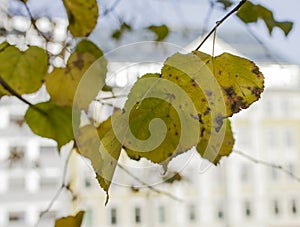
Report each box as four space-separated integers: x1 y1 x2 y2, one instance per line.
34 149 74 227
21 1 50 42
117 163 184 202
0 76 33 106
102 0 122 17
195 0 247 51
234 150 300 182
0 76 46 115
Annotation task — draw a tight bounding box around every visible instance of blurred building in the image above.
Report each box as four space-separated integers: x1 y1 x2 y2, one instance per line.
0 95 71 227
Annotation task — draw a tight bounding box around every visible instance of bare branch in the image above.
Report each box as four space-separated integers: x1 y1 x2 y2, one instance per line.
195 0 248 51
102 0 122 17
21 1 50 42
34 149 74 227
234 150 300 182
0 75 46 115
117 163 184 202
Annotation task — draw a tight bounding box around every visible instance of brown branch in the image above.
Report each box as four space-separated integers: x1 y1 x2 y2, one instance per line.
195 0 248 51
0 76 46 115
0 76 33 106
34 149 74 227
21 1 50 42
234 150 300 182
117 163 184 202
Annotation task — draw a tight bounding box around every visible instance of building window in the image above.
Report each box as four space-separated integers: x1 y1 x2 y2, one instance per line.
158 206 166 223
42 210 56 219
270 168 279 181
188 204 196 222
284 128 294 147
40 146 57 156
291 199 298 215
244 201 252 217
287 164 296 180
40 177 58 189
9 211 25 223
134 207 141 224
85 177 92 188
217 207 224 220
110 208 117 225
9 114 24 126
273 200 280 216
9 177 25 191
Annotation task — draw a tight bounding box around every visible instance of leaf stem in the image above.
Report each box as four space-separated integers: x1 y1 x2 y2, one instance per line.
195 0 247 51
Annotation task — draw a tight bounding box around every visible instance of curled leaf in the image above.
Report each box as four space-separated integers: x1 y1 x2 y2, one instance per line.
237 1 293 36
76 111 122 204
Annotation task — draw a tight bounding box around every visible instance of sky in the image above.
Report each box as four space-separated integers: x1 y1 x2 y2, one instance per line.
3 0 300 65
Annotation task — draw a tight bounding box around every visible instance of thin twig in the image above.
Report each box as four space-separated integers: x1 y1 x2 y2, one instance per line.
0 76 33 106
34 149 74 227
102 0 122 17
117 163 184 202
234 150 300 182
243 25 281 64
21 1 50 42
0 76 46 115
195 0 247 51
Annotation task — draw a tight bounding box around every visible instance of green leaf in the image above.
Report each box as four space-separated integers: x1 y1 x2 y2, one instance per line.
62 0 98 37
120 51 263 165
46 40 107 110
237 1 293 36
55 211 84 227
196 118 234 165
216 0 233 10
163 172 183 184
76 111 122 205
0 45 48 97
120 73 201 165
25 101 79 150
193 51 264 116
147 24 169 41
111 23 132 41
75 39 104 58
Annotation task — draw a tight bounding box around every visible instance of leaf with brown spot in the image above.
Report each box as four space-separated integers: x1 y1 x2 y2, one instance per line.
119 73 201 165
193 51 264 116
46 40 107 110
196 118 234 165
